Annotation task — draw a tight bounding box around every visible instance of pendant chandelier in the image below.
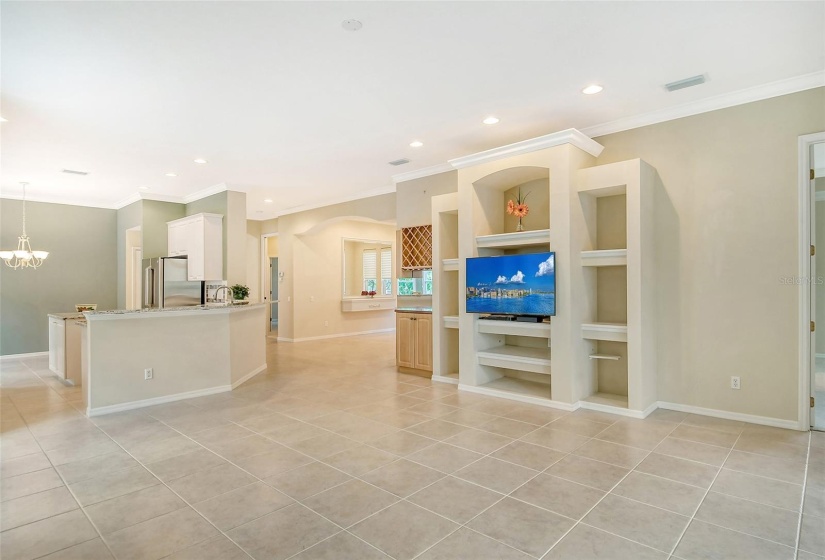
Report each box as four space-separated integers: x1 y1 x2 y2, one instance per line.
0 183 49 269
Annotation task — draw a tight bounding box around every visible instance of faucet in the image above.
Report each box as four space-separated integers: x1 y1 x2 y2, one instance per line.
214 286 232 305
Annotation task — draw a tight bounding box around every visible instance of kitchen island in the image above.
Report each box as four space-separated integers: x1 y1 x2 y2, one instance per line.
80 303 267 416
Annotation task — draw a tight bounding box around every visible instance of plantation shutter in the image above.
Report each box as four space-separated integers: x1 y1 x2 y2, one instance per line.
363 250 377 291
381 247 392 295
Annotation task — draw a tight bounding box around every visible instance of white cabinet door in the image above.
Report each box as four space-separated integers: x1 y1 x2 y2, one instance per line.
168 223 185 256
48 318 66 378
168 213 223 281
187 219 205 280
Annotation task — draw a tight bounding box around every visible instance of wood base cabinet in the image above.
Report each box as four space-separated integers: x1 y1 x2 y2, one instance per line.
396 312 432 377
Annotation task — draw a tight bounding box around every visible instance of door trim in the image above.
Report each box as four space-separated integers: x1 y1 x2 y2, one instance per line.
260 232 279 326
799 131 825 430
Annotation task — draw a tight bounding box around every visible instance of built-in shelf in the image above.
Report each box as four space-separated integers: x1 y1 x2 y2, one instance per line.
581 322 628 342
477 319 551 338
581 392 628 409
589 354 621 361
477 345 551 375
478 376 551 399
581 249 627 267
341 297 396 313
442 258 459 271
443 316 459 329
476 229 551 250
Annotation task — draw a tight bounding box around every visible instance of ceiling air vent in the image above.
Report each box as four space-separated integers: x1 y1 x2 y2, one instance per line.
62 169 89 175
388 158 410 166
664 74 707 92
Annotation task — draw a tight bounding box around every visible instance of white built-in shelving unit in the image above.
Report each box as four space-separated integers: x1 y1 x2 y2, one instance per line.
431 193 460 384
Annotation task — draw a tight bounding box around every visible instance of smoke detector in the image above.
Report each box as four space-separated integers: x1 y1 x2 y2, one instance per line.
342 19 363 31
664 74 707 92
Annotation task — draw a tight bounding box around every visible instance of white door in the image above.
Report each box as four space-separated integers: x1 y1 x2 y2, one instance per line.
812 141 825 430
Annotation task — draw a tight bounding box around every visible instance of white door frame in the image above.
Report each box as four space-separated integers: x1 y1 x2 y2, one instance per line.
260 232 279 325
131 247 143 309
799 131 825 430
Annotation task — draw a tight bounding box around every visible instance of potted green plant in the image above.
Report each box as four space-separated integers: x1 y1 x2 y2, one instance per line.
230 284 250 304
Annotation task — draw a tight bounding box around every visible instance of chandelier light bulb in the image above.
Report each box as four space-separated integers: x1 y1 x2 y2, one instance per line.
1 183 49 269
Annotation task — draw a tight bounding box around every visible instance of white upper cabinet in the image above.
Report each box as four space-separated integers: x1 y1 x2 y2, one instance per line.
167 213 223 281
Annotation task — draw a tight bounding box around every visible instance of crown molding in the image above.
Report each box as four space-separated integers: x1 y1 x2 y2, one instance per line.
581 70 825 139
392 163 455 184
0 192 116 209
271 184 396 219
448 128 604 170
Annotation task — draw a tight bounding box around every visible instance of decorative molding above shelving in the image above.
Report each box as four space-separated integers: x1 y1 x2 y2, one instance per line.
442 258 459 271
443 316 459 329
581 322 628 342
581 249 627 267
449 129 604 169
476 229 550 249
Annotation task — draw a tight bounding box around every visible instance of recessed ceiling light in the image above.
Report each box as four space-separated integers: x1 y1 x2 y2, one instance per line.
264 199 273 204
582 84 604 95
139 186 150 191
482 116 500 125
342 19 363 31
165 173 178 177
193 158 208 164
0 116 7 122
409 141 423 148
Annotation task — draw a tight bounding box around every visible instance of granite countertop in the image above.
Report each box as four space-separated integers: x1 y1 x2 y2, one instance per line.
395 307 433 314
48 312 85 320
86 302 266 317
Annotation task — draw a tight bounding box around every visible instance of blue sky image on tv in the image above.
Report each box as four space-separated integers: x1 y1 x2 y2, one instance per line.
466 252 555 316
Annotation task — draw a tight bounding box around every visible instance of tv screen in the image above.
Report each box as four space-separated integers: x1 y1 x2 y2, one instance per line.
466 252 555 316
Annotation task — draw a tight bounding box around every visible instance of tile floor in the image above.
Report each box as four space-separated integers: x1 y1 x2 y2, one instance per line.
1 333 823 560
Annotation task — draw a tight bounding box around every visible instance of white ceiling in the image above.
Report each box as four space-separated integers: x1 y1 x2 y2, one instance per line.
2 1 823 219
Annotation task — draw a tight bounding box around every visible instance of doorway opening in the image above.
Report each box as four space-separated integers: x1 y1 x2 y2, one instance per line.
811 138 825 430
260 233 279 337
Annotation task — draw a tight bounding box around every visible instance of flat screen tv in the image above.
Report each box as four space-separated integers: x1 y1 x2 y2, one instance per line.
466 252 555 317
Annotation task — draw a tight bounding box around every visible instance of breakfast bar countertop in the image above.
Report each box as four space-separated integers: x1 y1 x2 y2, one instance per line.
395 307 432 314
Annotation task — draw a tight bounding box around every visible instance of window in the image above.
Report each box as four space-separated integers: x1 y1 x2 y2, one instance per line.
381 247 392 295
423 269 433 295
362 249 377 292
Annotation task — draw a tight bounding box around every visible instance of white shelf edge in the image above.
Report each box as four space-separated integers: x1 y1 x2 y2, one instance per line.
443 316 459 329
477 345 551 375
581 249 627 267
475 229 551 249
589 354 621 361
477 320 552 338
581 322 628 342
442 258 459 271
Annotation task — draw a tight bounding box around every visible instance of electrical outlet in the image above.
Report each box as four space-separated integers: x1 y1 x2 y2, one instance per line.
730 376 740 390
144 368 153 380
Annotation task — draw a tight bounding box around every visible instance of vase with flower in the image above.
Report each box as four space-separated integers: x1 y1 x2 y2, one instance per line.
506 188 530 232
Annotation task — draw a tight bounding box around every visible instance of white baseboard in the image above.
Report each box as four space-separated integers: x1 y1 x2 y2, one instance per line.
0 351 48 361
231 364 267 389
87 385 231 417
278 328 395 343
579 400 658 420
431 375 459 385
458 383 577 412
657 401 801 431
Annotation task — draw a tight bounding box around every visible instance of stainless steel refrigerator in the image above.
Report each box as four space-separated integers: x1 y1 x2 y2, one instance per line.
142 257 204 309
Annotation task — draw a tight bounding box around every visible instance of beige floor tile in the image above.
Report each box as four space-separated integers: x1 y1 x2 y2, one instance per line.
612 471 705 516
0 486 78 531
545 523 667 560
405 401 460 418
262 421 327 444
635 452 718 488
323 444 397 476
644 409 687 424
162 411 233 435
733 433 809 462
370 409 430 429
574 438 649 468
35 428 115 452
291 531 390 559
799 514 825 556
233 445 314 478
804 485 825 518
501 404 568 426
466 399 519 416
454 457 538 494
437 409 497 428
723 450 806 484
549 415 612 438
596 420 677 451
187 423 256 445
122 434 203 464
55 450 139 485
1 467 64 502
38 538 114 560
711 468 803 511
547 454 629 491
193 481 294 531
45 438 121 466
0 509 98 560
670 424 739 448
511 473 605 519
682 414 745 435
405 419 469 441
145 448 228 482
167 463 257 504
406 442 484 473
519 427 590 452
361 458 445 497
443 428 513 454
69 465 159 506
369 430 436 456
674 519 794 560
467 497 574 557
794 551 825 560
1 452 52 479
655 436 730 467
490 440 565 471
165 536 250 560
408 476 502 523
351 500 459 560
205 434 280 462
695 491 799 547
84 484 187 535
303 479 398 527
228 503 339 560
264 461 352 500
416 527 530 560
289 432 359 459
583 494 690 553
105 506 219 560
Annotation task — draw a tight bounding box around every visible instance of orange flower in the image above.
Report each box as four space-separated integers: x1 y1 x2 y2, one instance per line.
506 199 515 215
513 203 529 218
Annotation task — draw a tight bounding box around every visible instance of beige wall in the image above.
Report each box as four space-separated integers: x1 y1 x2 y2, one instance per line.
142 200 185 259
594 87 825 421
246 220 262 302
503 178 549 233
116 201 143 309
396 170 458 228
275 193 396 341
